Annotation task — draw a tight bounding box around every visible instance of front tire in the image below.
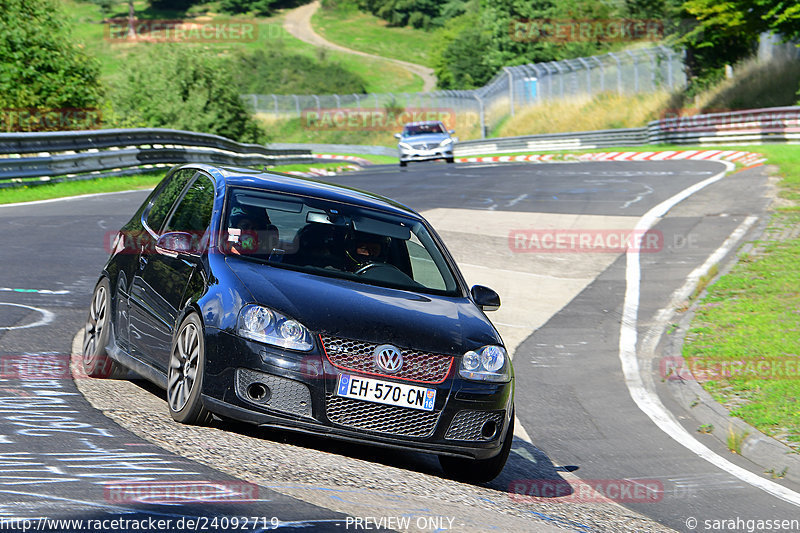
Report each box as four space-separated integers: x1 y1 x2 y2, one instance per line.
82 278 126 378
439 411 514 483
446 157 455 164
167 313 211 425
399 160 407 167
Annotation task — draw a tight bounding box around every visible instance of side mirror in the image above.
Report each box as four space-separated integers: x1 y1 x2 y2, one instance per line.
156 231 200 257
449 129 455 134
471 285 500 311
394 133 402 139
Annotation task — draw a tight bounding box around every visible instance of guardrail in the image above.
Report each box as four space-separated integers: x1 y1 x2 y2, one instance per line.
0 128 314 183
2 106 798 182
455 127 649 156
454 106 800 156
267 142 396 158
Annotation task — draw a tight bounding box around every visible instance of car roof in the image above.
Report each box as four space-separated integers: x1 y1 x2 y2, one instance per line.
181 164 421 219
404 121 444 127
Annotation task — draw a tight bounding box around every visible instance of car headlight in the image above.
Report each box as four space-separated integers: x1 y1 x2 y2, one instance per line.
237 304 314 351
439 138 453 146
459 345 510 382
398 142 413 150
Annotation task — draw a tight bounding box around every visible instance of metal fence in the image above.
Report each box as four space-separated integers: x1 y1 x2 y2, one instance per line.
244 46 684 138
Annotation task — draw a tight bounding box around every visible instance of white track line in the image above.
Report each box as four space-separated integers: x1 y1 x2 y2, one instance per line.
0 302 54 330
0 189 145 208
619 161 800 507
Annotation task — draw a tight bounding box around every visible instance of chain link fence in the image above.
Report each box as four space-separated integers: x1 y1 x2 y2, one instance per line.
244 46 684 138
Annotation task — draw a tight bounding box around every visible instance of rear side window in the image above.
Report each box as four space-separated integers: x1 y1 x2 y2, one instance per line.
145 169 195 232
165 174 215 234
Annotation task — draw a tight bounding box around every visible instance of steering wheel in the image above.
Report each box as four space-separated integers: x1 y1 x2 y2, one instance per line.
355 262 384 275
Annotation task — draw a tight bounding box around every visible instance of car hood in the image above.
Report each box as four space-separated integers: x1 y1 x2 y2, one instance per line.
225 258 500 355
400 134 450 145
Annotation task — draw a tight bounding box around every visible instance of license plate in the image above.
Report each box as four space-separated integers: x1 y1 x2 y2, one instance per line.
336 374 436 411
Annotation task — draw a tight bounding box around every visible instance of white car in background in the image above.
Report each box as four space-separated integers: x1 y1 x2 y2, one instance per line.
395 121 456 167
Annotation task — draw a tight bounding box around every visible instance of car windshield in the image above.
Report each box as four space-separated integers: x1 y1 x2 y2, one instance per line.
403 122 446 136
221 188 461 296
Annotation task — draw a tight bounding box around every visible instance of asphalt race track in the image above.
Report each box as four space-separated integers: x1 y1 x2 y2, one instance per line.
0 159 798 532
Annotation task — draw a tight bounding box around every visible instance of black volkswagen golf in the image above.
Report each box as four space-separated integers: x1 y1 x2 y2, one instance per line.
83 164 515 482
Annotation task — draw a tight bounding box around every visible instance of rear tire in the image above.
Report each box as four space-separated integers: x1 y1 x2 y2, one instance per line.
399 160 407 167
82 278 126 379
439 411 514 483
167 313 212 425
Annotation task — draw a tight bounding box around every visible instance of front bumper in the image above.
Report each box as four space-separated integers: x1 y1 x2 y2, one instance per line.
398 145 454 163
202 330 514 460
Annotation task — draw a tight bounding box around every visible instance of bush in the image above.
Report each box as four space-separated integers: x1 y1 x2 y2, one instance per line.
219 0 275 15
0 0 102 124
108 45 267 143
232 48 367 95
219 0 305 15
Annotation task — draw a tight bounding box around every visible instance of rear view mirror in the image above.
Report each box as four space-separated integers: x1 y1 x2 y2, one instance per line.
471 285 500 311
394 133 402 139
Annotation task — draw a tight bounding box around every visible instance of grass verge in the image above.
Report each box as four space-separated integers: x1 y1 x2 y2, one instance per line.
0 173 166 205
679 145 800 451
65 0 422 94
0 152 398 205
311 1 433 67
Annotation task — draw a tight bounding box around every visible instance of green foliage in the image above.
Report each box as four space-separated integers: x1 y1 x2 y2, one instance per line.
108 45 267 143
434 0 620 89
219 0 276 15
231 48 367 94
0 0 102 126
88 0 115 16
148 0 199 11
357 0 441 28
219 0 306 15
681 0 800 87
433 12 494 89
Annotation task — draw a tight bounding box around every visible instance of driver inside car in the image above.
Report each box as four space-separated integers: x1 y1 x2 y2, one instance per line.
227 206 276 257
345 233 389 272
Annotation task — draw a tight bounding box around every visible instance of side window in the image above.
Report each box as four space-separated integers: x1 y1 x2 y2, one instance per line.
164 174 215 236
146 169 194 232
406 231 446 290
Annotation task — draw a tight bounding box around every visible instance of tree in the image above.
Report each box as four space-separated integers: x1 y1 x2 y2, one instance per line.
109 45 268 143
680 0 779 84
0 0 102 116
220 0 276 15
434 0 620 89
149 0 199 11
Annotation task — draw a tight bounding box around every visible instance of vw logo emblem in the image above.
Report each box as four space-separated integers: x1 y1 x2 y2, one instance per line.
374 344 403 374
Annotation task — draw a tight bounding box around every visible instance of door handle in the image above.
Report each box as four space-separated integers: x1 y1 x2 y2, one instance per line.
139 244 148 270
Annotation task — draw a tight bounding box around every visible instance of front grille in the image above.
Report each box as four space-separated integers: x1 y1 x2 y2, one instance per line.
445 410 505 441
412 143 436 150
325 394 441 438
319 335 453 384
